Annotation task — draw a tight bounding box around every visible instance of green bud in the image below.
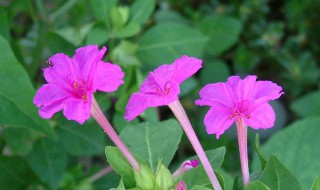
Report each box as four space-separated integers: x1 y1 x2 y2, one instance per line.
154 164 174 190
134 164 155 190
110 6 129 30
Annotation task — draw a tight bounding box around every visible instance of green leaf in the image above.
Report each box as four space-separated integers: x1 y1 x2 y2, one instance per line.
2 127 37 155
259 155 301 190
105 146 140 188
120 119 183 172
85 23 110 45
130 0 156 25
255 134 267 170
0 9 10 41
0 35 55 138
115 22 141 38
255 117 320 189
199 59 230 85
0 156 36 190
312 176 320 190
90 0 117 24
290 90 320 117
56 119 105 156
116 178 126 190
26 138 67 189
182 147 226 187
47 32 76 56
137 23 208 70
54 24 94 46
244 181 270 190
198 16 242 55
192 185 212 190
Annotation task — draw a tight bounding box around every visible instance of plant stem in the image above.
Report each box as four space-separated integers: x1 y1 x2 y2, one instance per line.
236 118 250 185
91 96 141 172
89 166 113 182
168 100 222 190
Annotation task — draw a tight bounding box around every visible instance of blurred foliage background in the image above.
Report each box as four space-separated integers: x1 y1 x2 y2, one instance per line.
0 0 319 189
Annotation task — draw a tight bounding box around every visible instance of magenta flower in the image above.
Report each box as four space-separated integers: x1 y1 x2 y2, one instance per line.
124 55 202 121
33 45 124 124
196 75 283 185
125 56 222 190
172 159 199 178
175 181 187 190
196 75 284 138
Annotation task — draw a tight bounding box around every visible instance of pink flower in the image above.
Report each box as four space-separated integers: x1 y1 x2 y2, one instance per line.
33 45 124 124
172 159 199 178
175 181 187 190
124 55 202 120
196 75 284 138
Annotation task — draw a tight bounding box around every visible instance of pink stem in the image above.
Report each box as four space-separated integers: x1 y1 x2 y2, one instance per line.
168 100 222 190
236 119 250 185
89 166 113 182
91 96 141 172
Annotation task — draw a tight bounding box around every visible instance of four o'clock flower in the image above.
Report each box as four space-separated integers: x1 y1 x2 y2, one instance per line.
196 75 284 185
33 45 140 172
125 55 222 190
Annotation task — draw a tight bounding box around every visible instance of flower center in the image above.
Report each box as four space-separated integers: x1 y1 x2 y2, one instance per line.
230 100 253 119
67 76 88 103
146 82 171 96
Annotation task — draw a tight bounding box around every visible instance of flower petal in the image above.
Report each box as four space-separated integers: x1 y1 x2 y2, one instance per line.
124 93 149 121
244 103 275 129
63 97 91 124
240 75 257 101
33 84 68 107
44 53 77 85
152 64 174 88
172 55 202 84
94 61 124 92
254 80 284 105
73 45 106 87
225 75 242 102
203 106 235 139
39 99 65 119
196 83 234 108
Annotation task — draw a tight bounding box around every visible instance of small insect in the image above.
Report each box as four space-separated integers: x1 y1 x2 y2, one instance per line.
46 61 53 67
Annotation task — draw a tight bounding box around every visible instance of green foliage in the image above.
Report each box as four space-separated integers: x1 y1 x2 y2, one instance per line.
312 177 320 190
256 117 320 189
291 90 320 118
137 23 208 70
244 182 270 190
120 119 183 171
259 155 301 190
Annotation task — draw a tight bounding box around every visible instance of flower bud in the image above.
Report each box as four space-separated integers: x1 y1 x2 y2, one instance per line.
175 181 187 190
172 159 199 178
134 164 155 190
154 164 174 190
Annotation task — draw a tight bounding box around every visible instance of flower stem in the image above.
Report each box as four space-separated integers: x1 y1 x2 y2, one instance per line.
89 166 113 182
168 100 222 190
236 119 250 185
91 96 141 172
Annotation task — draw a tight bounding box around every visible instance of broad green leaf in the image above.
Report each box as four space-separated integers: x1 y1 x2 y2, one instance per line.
56 119 105 156
0 9 10 41
154 10 188 24
312 176 320 190
85 23 110 45
0 156 36 190
105 146 136 187
90 0 117 25
256 117 320 189
255 134 267 170
2 127 37 155
259 155 301 190
54 24 94 46
182 147 226 187
290 90 320 117
217 168 234 190
180 77 198 96
137 23 208 70
200 59 230 85
47 32 76 56
26 138 67 189
115 22 141 38
120 119 183 172
244 181 270 190
130 0 156 25
0 35 55 138
192 185 212 190
198 16 242 55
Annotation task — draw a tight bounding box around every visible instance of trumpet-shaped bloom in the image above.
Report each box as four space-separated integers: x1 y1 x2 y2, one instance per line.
196 75 284 138
34 45 124 124
124 55 202 120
